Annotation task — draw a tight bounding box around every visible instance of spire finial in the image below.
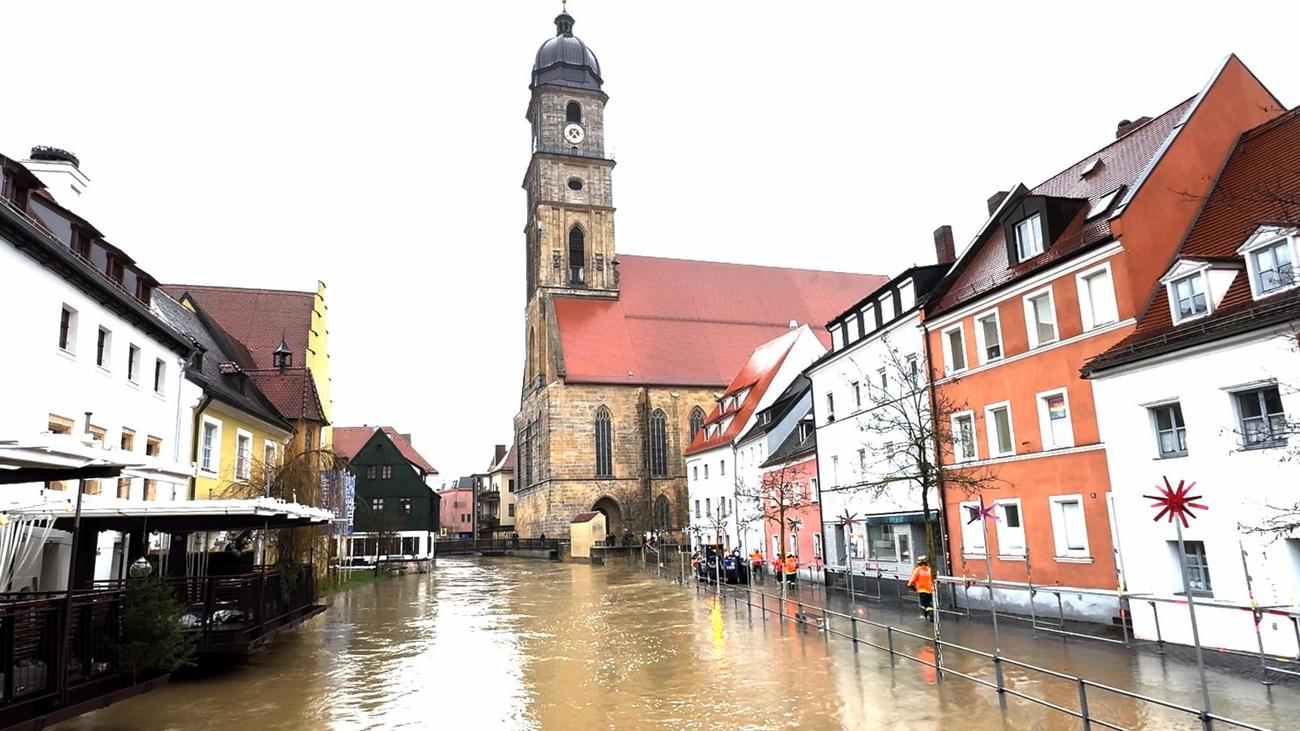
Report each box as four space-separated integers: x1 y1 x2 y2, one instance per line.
555 4 575 36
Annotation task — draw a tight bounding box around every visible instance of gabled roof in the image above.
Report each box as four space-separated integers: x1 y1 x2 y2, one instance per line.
488 445 516 474
737 373 810 446
152 292 293 433
931 96 1195 314
761 410 816 468
552 254 887 386
331 426 438 475
1084 108 1300 375
684 327 803 455
247 368 327 423
162 284 316 370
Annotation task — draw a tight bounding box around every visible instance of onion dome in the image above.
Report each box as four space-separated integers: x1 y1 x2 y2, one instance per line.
531 11 602 91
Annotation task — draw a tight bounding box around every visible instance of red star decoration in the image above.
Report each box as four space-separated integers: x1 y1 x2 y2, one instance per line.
1143 477 1208 528
966 504 998 524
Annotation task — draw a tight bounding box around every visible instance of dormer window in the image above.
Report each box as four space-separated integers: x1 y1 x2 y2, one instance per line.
1245 235 1295 297
1171 273 1208 321
1014 214 1044 262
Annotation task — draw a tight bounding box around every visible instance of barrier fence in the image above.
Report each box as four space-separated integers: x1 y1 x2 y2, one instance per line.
633 545 1281 731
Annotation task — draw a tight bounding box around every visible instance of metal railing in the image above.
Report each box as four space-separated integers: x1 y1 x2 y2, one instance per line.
434 538 559 555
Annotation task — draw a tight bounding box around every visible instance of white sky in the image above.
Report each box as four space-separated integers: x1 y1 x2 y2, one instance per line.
4 1 1297 480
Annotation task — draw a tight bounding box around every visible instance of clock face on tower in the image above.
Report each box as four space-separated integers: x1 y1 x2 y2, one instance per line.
563 123 585 145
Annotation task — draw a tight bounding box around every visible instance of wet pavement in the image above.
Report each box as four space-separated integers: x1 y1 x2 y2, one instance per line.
54 557 1300 730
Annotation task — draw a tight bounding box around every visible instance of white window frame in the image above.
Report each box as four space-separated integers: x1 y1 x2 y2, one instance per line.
994 498 1027 558
96 326 112 371
1048 494 1091 559
1146 400 1188 458
942 324 968 375
127 344 142 385
851 381 862 410
1022 286 1059 349
959 500 986 556
1075 262 1119 331
972 308 1003 365
1036 387 1075 450
234 429 253 482
984 401 1016 457
199 416 222 475
1167 271 1210 324
951 410 978 463
58 304 79 356
1238 228 1298 300
1014 213 1045 261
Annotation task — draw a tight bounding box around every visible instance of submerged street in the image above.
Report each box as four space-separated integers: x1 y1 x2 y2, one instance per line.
55 558 1299 730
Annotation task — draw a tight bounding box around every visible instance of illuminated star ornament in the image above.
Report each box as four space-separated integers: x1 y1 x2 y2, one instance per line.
966 503 998 524
1143 477 1208 528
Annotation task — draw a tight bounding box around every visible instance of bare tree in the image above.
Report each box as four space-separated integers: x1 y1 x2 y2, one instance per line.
355 499 403 576
825 334 1002 564
735 460 815 562
609 482 649 537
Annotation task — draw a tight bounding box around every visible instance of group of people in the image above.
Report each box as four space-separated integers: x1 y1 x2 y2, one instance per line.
690 548 802 585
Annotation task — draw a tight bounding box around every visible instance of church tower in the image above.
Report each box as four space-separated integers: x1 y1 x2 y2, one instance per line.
522 9 617 387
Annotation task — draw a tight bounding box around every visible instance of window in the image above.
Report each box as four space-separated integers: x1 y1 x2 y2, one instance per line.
1249 238 1295 295
703 464 708 479
825 392 836 422
371 498 385 512
143 479 157 501
878 367 888 395
831 455 839 486
689 407 706 441
120 428 135 452
1171 274 1208 321
58 305 77 353
952 411 977 462
719 460 725 476
117 478 131 499
943 325 967 374
857 448 867 474
694 500 700 518
508 479 515 494
1014 213 1044 261
305 427 315 453
810 477 818 501
692 465 698 481
145 436 161 457
508 504 516 518
1234 386 1286 448
1150 403 1187 457
381 465 393 479
1172 540 1212 595
127 344 141 383
974 310 1002 364
1077 265 1118 330
566 101 582 124
1024 289 1058 348
264 442 278 486
959 501 986 555
985 402 1015 457
906 355 919 385
568 225 585 285
96 327 111 369
649 409 668 476
1049 496 1090 558
1087 187 1122 219
705 498 711 517
1038 389 1074 450
366 465 378 479
235 431 253 481
567 178 583 191
868 523 896 560
995 500 1026 557
851 381 861 409
200 419 220 473
813 533 823 560
401 497 412 515
594 406 613 477
897 531 912 562
153 359 166 393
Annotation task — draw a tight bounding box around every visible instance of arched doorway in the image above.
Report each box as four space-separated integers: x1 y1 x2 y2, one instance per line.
592 496 622 537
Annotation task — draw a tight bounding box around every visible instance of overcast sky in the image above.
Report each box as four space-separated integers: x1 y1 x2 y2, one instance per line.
4 2 1297 480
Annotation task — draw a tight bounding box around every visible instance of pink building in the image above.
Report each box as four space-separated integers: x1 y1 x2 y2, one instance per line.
439 481 475 538
760 407 824 578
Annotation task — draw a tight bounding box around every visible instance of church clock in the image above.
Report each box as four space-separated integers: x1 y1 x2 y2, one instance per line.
563 123 585 145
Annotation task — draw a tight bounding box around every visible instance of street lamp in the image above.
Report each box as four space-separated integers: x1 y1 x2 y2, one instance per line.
128 556 153 578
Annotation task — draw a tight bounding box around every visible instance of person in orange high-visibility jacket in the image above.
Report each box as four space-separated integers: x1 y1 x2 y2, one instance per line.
750 550 765 583
907 555 935 621
783 554 799 585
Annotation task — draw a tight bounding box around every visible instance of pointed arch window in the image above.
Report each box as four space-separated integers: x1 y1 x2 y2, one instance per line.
526 326 536 383
649 409 668 476
655 494 672 530
566 101 582 124
568 225 586 285
595 406 613 478
689 407 706 442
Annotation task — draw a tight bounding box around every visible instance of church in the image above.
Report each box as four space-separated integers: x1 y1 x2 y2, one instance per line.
513 10 887 538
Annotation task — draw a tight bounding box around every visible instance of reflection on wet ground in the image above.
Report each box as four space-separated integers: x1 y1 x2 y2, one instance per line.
56 557 1299 730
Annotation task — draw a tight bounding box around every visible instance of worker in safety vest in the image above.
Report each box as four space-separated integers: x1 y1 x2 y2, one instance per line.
749 549 764 583
907 555 935 621
783 553 798 585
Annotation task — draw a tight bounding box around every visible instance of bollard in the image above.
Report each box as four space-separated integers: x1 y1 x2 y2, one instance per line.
1056 591 1066 640
850 616 859 651
1077 678 1091 730
886 625 895 663
1028 585 1039 638
993 655 1007 708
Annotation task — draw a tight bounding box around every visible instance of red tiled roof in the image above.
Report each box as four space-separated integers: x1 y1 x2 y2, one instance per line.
933 97 1196 314
553 255 886 386
330 426 439 475
247 368 326 423
162 284 315 370
684 327 803 455
1084 108 1300 373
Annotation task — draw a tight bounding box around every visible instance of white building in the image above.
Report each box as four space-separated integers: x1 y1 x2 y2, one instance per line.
808 261 952 588
0 149 196 591
685 325 825 552
1084 109 1300 655
734 375 815 562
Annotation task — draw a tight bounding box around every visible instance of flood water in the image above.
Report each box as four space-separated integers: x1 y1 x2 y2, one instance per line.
55 557 1298 730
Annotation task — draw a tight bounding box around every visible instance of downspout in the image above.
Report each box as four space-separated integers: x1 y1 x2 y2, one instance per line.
173 356 187 500
188 393 213 501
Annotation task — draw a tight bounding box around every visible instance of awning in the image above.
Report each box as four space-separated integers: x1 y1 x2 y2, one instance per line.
1 497 335 533
863 511 936 526
0 435 193 486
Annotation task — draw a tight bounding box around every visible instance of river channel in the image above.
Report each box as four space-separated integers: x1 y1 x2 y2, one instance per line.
55 557 1299 730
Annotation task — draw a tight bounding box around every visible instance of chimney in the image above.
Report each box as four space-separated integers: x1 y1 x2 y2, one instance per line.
933 225 956 265
986 190 1009 216
493 444 507 464
788 319 798 330
23 146 90 202
1115 116 1152 139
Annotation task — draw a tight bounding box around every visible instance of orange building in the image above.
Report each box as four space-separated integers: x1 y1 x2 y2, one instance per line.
921 56 1283 622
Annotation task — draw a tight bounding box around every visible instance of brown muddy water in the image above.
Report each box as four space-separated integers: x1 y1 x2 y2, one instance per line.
54 557 1299 730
